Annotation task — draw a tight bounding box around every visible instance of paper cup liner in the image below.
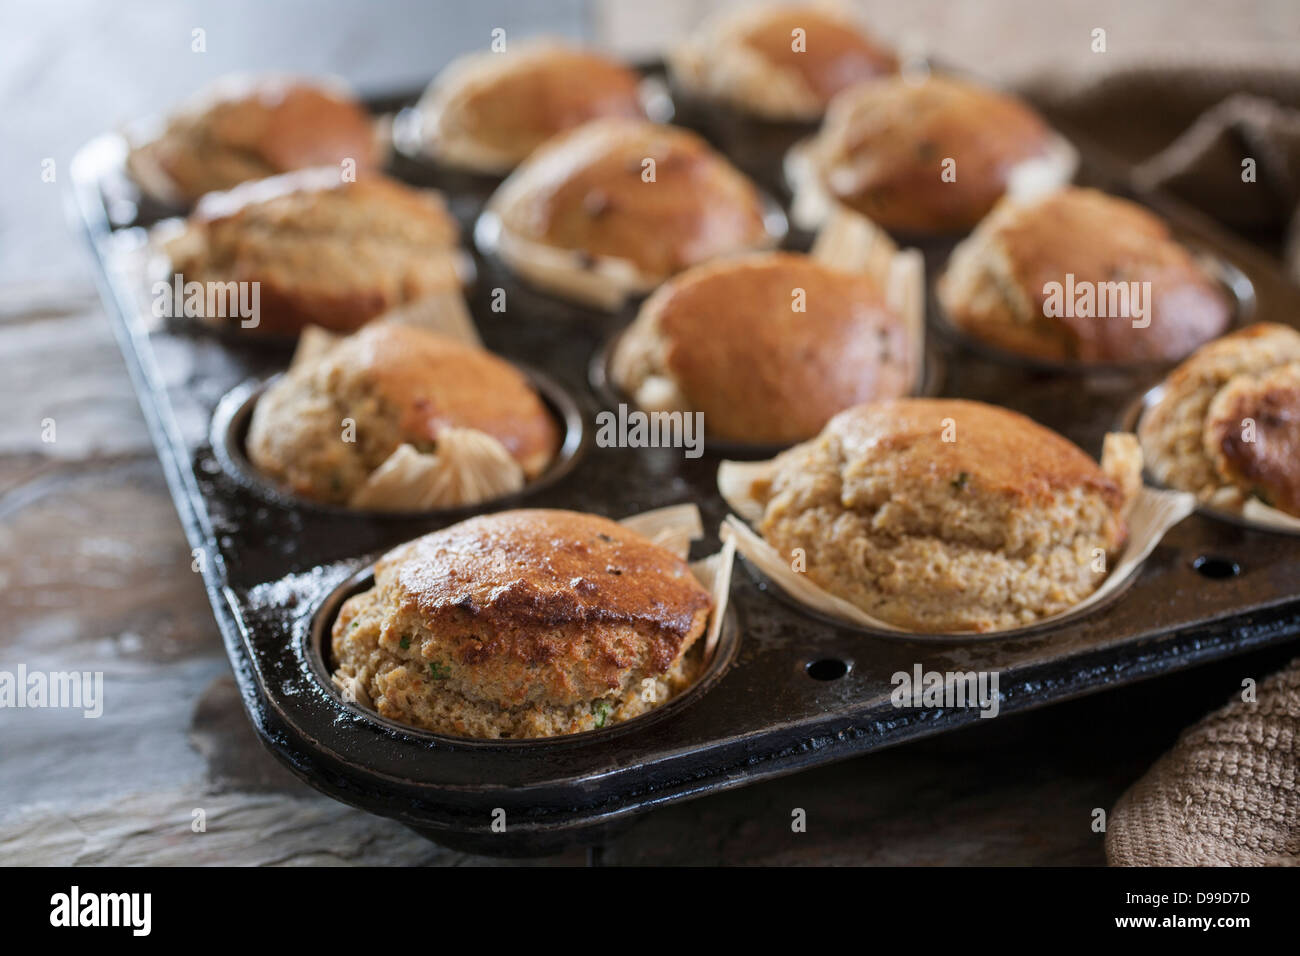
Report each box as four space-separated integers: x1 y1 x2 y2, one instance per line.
716 436 1196 639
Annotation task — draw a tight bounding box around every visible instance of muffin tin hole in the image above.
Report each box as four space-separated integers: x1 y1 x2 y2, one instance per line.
304 563 742 749
805 658 850 681
208 361 587 519
1192 555 1241 579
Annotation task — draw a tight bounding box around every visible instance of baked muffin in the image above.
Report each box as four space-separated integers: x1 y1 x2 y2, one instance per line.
331 509 714 738
415 41 648 173
246 322 559 509
163 168 464 336
1139 323 1300 516
669 3 897 120
610 252 914 444
127 75 382 205
485 118 776 309
938 188 1232 363
789 75 1072 234
746 398 1132 632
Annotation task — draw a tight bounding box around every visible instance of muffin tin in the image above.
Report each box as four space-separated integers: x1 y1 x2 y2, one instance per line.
70 81 1300 855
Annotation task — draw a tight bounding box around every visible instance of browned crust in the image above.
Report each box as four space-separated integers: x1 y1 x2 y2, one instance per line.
625 253 910 443
449 50 646 159
167 171 461 337
812 75 1055 234
136 78 380 202
738 7 897 103
383 511 710 644
1206 362 1300 516
331 322 560 476
943 188 1231 362
340 511 714 704
1156 322 1300 402
491 119 770 280
823 398 1126 512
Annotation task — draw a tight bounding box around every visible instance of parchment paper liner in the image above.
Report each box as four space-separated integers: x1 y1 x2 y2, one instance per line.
785 130 1079 233
716 434 1196 637
620 502 737 661
282 320 558 513
330 502 736 711
1212 488 1300 533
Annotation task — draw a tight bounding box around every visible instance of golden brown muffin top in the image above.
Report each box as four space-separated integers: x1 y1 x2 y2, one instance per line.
1205 361 1300 516
379 510 713 673
491 119 770 279
634 253 910 443
444 48 645 159
812 75 1055 233
986 188 1230 361
314 322 559 476
144 77 379 201
738 7 897 103
190 168 456 240
170 169 462 336
823 398 1125 511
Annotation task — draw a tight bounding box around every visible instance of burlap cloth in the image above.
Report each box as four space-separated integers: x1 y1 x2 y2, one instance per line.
1021 56 1300 280
1105 658 1300 866
1017 58 1300 866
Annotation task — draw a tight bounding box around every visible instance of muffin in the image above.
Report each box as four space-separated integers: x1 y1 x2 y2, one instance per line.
1139 323 1300 516
485 118 776 309
163 168 464 337
746 398 1132 632
246 321 559 509
669 3 897 120
610 252 914 444
127 75 382 205
789 74 1072 234
331 509 714 738
415 41 649 173
938 188 1232 363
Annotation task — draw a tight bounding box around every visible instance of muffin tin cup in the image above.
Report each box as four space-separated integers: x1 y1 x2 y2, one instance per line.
1118 384 1300 537
209 364 588 520
306 563 742 751
70 76 1300 855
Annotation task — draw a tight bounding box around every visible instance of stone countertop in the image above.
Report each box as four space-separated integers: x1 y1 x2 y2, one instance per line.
3 283 1297 866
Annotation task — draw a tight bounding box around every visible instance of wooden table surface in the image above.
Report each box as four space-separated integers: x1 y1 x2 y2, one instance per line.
5 0 1300 866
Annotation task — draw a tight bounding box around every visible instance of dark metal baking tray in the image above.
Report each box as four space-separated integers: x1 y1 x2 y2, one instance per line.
69 84 1300 856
